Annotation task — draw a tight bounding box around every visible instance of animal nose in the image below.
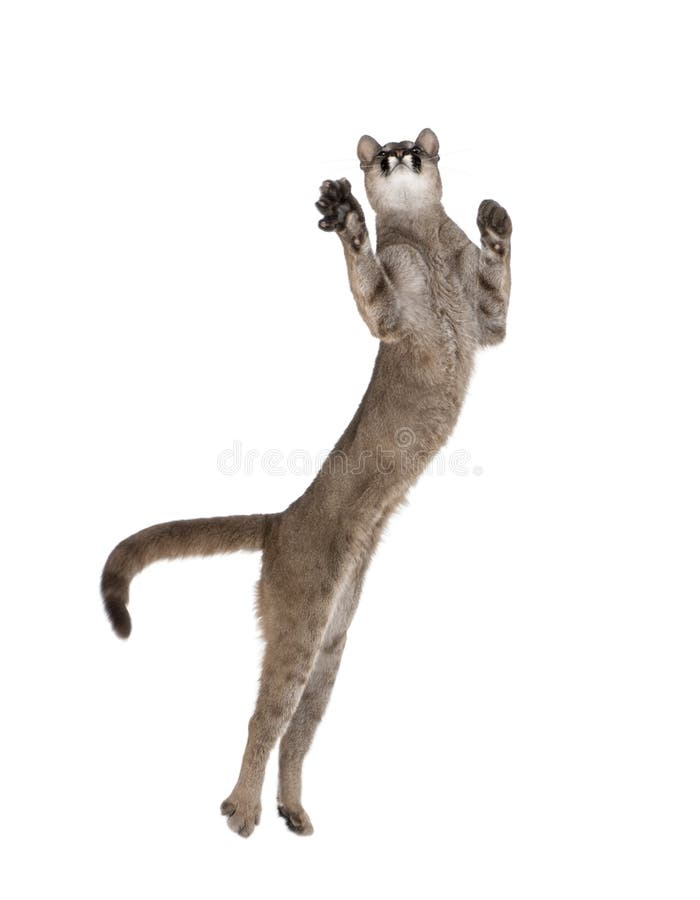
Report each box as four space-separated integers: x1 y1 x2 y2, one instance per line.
395 149 404 159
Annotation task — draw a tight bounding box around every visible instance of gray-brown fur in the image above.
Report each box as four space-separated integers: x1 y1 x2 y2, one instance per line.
101 128 512 837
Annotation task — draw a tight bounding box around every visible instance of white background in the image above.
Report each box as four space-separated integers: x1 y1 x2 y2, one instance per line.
1 1 698 897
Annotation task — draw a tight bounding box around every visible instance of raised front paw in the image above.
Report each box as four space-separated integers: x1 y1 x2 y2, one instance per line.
477 199 512 246
316 178 366 247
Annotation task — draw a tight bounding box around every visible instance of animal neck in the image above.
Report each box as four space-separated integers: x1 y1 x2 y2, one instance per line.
376 202 446 245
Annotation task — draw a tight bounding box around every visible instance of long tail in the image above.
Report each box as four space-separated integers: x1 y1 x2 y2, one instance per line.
101 514 269 639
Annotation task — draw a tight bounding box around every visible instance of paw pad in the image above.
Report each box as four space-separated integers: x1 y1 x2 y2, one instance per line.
316 178 365 234
477 199 512 239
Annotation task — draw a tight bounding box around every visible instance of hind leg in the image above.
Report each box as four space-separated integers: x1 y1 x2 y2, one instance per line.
220 582 332 838
276 633 348 835
277 570 366 835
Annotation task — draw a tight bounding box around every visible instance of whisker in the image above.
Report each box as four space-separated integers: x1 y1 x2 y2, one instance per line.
317 156 358 165
438 166 474 176
438 147 475 157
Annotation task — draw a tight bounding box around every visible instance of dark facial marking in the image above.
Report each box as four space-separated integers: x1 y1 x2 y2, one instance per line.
378 142 421 176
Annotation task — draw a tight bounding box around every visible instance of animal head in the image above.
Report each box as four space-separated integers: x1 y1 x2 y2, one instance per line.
357 128 442 213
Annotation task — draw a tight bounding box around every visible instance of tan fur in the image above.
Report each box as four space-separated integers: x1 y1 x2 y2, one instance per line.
101 128 512 837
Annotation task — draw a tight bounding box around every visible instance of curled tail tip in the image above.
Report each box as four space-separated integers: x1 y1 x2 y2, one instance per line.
101 568 131 639
104 598 132 639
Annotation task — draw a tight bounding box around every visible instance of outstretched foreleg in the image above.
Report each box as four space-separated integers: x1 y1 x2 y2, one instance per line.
316 178 406 343
475 199 512 346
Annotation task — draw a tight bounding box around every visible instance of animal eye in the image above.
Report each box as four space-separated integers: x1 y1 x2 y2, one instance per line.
412 146 421 154
378 150 387 157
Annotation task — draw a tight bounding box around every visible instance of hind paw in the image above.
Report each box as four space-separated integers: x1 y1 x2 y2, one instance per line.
277 803 314 836
220 791 261 838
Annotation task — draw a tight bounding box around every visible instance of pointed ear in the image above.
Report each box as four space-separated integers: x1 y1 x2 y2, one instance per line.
415 128 439 158
357 134 381 166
